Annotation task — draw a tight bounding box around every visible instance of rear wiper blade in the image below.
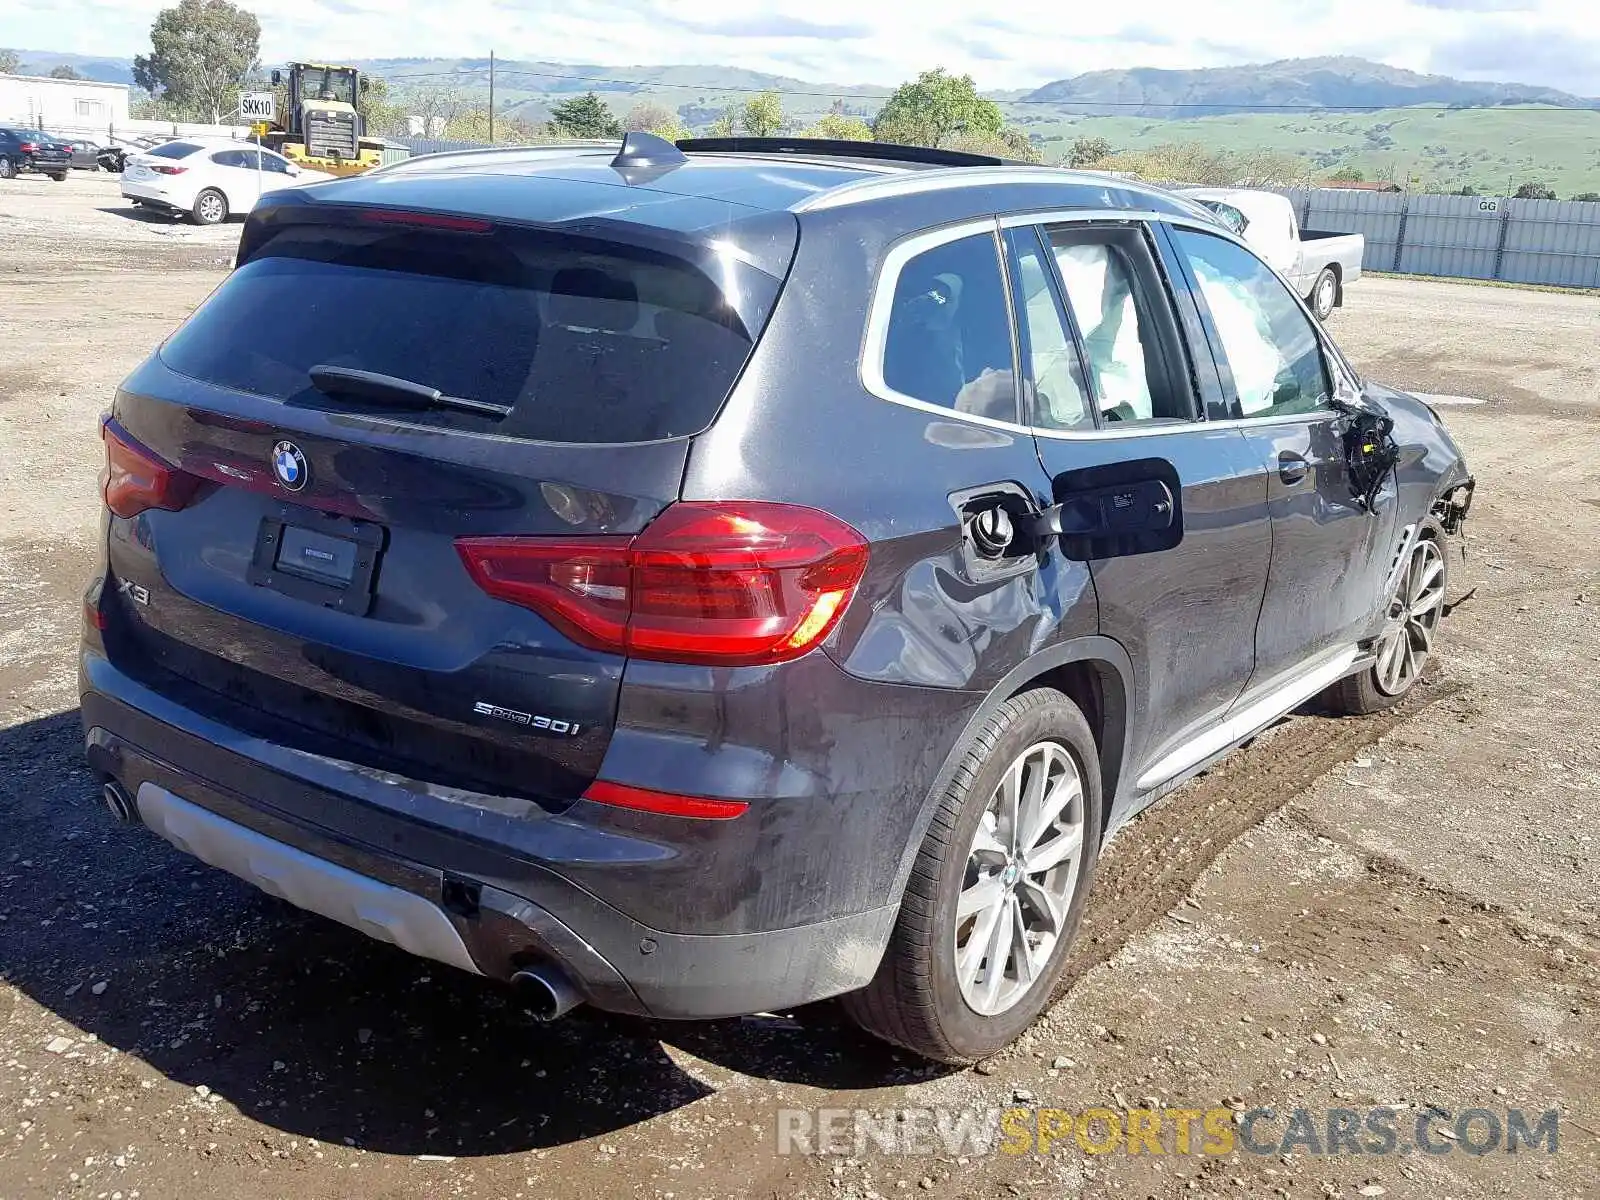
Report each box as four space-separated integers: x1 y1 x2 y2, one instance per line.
308 365 511 419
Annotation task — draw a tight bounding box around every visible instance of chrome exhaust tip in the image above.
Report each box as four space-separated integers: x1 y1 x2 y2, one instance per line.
102 781 137 823
510 963 583 1021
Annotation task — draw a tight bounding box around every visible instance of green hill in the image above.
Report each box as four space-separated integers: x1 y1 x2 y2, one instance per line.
1006 103 1600 195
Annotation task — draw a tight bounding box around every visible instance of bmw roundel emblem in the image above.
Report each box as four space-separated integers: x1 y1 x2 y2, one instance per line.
271 440 308 491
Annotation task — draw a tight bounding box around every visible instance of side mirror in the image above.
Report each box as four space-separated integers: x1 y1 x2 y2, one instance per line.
287 163 301 176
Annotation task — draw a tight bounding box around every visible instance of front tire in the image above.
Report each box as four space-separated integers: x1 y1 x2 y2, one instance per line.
191 188 228 226
1323 520 1448 715
0 156 15 180
843 688 1103 1063
1310 267 1339 320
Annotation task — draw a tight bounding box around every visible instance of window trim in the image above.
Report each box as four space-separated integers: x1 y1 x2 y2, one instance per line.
861 207 1361 441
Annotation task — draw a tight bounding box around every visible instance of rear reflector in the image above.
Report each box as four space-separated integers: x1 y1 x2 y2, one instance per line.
101 418 203 518
582 780 748 820
456 502 868 667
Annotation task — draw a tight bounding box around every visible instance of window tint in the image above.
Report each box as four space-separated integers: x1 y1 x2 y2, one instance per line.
882 233 1017 422
260 152 291 174
1173 228 1330 418
210 150 245 168
159 224 775 444
1047 226 1193 424
1004 228 1093 432
149 141 200 160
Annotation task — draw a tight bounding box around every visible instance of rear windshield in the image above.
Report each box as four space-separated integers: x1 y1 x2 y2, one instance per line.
148 141 200 159
159 222 778 443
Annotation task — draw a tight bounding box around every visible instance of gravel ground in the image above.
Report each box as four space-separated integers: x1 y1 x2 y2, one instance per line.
1 173 1596 1200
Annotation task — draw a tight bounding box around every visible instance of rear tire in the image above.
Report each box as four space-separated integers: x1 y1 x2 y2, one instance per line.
842 688 1103 1064
50 172 67 182
0 156 15 180
1322 520 1448 715
1310 267 1339 320
191 188 228 225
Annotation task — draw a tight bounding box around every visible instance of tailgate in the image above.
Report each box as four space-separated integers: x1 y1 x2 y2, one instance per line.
99 206 789 810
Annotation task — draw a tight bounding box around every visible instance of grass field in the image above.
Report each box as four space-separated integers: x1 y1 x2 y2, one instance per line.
1005 103 1600 196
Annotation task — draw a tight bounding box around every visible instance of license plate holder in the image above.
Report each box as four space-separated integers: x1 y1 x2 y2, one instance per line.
247 510 386 615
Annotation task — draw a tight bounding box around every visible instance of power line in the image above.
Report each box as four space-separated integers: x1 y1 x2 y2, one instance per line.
371 63 1600 113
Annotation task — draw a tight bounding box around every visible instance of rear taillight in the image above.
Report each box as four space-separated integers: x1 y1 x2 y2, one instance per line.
150 164 186 175
101 419 202 518
19 142 38 153
456 502 869 667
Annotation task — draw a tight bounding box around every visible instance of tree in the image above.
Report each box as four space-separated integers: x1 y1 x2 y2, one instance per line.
547 91 620 139
399 81 468 138
706 110 736 137
945 126 1041 163
1513 181 1555 200
803 111 874 141
1327 165 1365 183
49 64 84 81
357 74 406 139
624 102 687 141
0 50 20 75
132 0 260 125
1066 135 1112 167
740 90 785 137
873 67 1002 148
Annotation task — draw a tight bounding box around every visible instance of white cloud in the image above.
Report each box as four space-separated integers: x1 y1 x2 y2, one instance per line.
2 0 1596 94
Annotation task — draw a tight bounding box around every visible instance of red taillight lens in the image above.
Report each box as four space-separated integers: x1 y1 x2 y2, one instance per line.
581 780 748 820
101 419 201 518
150 163 186 175
20 142 37 153
359 209 493 233
456 502 869 667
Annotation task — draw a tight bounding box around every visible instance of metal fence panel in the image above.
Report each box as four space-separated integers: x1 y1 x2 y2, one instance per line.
1498 199 1600 288
1397 193 1502 281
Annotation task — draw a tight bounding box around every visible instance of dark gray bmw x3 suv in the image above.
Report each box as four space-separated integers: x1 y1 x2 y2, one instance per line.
81 134 1475 1062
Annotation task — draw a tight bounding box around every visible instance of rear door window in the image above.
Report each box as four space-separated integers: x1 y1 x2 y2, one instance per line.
159 221 781 444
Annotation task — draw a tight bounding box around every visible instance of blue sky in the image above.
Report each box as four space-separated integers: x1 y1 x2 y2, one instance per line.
3 0 1597 94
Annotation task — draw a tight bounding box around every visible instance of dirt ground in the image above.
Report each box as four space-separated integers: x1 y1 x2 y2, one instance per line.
0 171 1596 1200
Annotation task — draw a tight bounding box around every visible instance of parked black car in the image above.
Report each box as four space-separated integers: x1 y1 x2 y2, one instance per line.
0 127 71 180
82 135 1474 1063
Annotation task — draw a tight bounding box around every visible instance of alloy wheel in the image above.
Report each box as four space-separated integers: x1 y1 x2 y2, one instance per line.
198 192 225 223
1375 537 1445 695
954 740 1086 1016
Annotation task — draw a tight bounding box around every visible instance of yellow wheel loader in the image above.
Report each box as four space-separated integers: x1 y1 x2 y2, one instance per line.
264 62 384 177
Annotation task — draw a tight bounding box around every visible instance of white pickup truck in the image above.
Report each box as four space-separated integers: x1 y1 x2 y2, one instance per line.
1179 187 1365 320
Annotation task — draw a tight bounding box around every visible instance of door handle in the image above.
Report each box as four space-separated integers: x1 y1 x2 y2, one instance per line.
1278 452 1310 486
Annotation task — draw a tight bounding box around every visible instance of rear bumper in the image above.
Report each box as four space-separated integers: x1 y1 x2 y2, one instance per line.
121 180 182 208
81 649 897 1019
25 157 69 173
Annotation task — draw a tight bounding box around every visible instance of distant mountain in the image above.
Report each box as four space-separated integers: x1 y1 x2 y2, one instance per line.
1020 56 1599 116
8 49 1597 123
9 50 135 85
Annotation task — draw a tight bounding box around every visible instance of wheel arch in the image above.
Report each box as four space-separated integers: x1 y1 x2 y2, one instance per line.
886 636 1136 906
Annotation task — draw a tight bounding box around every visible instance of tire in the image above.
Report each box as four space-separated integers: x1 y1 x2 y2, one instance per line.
191 188 228 226
1309 267 1339 320
0 156 15 180
50 172 67 182
1322 519 1448 715
842 688 1104 1063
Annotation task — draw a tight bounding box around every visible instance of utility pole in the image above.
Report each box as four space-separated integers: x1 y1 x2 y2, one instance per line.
488 50 495 143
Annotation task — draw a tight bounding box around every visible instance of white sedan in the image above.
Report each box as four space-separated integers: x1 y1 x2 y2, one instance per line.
121 138 331 225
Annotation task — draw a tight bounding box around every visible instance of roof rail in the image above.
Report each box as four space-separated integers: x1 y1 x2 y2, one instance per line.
675 137 1025 168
